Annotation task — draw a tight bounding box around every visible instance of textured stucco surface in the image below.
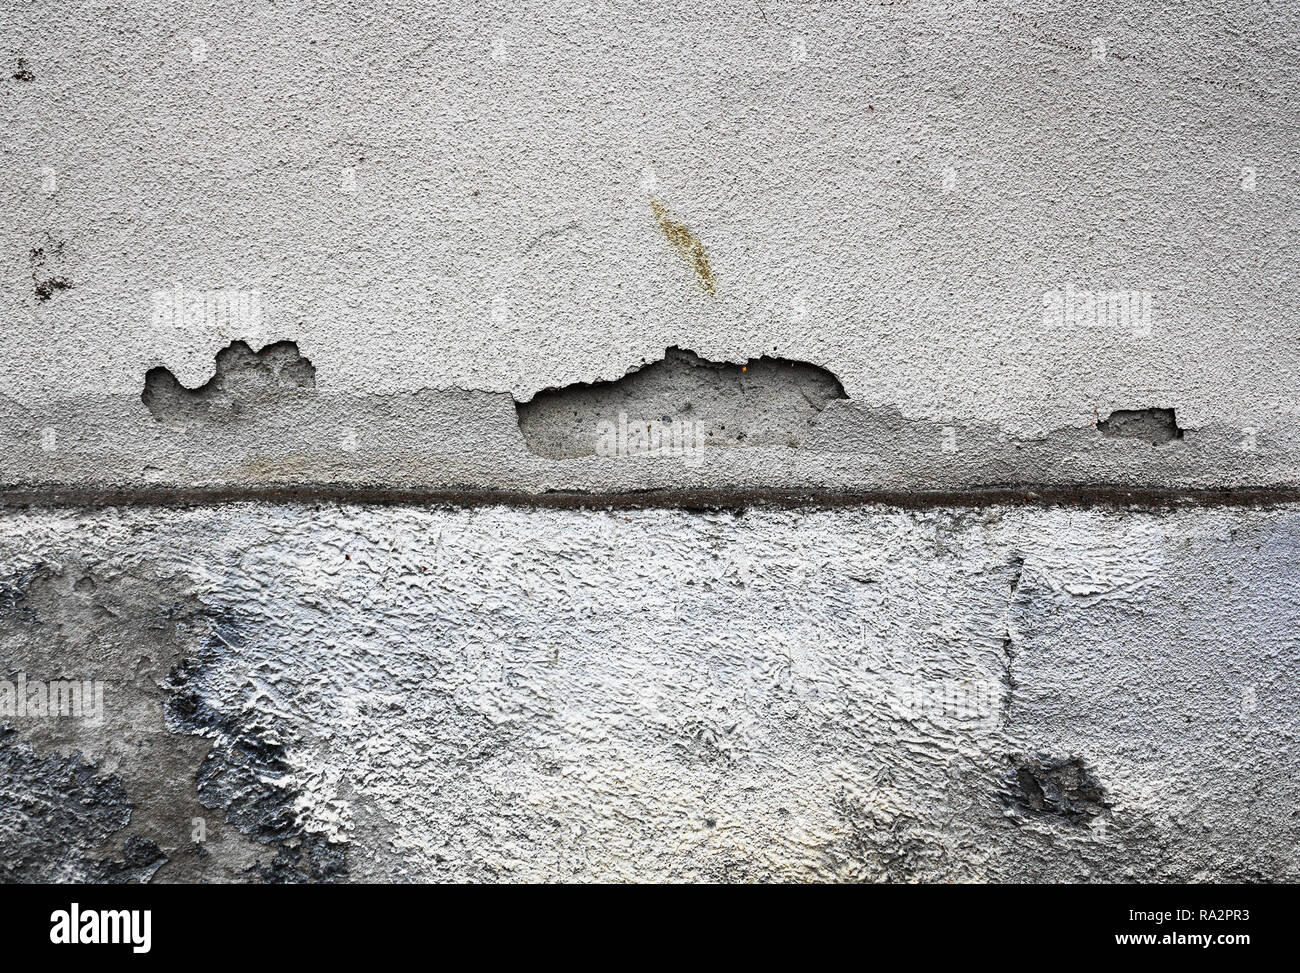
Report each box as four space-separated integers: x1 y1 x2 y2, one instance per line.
2 0 1299 493
2 0 1297 885
1 502 1296 882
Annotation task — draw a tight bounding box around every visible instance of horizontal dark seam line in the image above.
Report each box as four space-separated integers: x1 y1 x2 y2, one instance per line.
0 484 1297 511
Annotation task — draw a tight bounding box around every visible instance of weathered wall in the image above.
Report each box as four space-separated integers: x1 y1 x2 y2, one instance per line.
2 503 1297 882
1 0 1297 882
3 0 1299 496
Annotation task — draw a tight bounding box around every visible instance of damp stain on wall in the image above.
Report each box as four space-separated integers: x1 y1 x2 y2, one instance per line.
650 198 715 295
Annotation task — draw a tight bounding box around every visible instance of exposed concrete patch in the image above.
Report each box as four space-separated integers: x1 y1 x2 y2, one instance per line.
998 754 1110 824
516 346 848 459
1097 408 1185 445
142 340 316 426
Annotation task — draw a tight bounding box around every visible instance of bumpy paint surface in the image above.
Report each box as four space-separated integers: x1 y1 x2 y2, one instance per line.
2 503 1295 881
4 1 1300 496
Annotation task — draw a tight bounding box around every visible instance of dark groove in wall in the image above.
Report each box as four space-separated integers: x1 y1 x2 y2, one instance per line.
1 483 1298 511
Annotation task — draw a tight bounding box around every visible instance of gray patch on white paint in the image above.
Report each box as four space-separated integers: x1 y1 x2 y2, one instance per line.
6 375 1290 499
516 346 847 459
142 340 317 426
0 560 318 882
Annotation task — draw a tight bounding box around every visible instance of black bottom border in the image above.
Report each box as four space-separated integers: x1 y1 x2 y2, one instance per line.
0 882 1274 959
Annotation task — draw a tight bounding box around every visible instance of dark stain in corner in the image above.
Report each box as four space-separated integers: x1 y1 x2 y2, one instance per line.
0 729 168 882
12 58 34 82
651 198 715 295
30 238 73 302
0 562 341 883
1097 408 1184 445
998 754 1110 825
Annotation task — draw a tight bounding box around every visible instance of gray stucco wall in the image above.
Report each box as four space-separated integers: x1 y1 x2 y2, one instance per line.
1 0 1297 881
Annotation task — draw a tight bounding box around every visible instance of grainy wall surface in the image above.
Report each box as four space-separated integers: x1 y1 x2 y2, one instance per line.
1 0 1297 883
2 0 1298 495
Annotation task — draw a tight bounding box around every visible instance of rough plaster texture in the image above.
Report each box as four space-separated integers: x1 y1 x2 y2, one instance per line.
1 502 1296 882
1 0 1297 885
2 0 1298 494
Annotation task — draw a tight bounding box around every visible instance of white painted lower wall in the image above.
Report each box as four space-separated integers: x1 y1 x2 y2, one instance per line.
1 502 1293 881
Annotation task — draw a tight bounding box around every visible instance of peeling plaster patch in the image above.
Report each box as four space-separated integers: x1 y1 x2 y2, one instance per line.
651 198 715 294
1097 408 1184 445
142 340 316 425
999 754 1110 824
516 346 848 459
